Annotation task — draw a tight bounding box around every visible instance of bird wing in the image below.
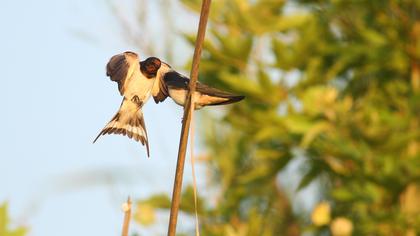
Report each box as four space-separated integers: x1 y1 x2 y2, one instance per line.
106 51 140 95
162 70 189 90
152 62 172 103
150 61 244 108
162 69 244 108
162 69 234 97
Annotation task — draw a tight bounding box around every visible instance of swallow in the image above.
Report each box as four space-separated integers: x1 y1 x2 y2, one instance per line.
93 52 162 157
143 58 245 109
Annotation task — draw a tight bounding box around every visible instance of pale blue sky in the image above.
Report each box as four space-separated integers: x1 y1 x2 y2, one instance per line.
0 1 320 235
0 0 202 235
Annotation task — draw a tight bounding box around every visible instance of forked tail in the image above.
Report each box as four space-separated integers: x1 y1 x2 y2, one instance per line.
93 98 150 157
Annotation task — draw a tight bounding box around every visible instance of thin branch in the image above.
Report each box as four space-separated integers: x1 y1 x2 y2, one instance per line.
167 0 212 235
121 197 132 236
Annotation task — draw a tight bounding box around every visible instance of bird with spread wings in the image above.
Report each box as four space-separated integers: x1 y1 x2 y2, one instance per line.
94 51 244 157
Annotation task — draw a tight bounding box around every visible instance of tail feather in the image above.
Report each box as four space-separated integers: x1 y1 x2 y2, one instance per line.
196 93 245 108
93 99 150 157
206 95 245 106
195 82 245 105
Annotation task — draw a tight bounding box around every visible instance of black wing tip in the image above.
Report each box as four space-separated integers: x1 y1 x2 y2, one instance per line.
208 95 245 106
234 95 245 102
224 95 245 105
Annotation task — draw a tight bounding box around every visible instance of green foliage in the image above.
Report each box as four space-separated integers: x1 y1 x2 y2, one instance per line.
0 203 27 236
135 0 420 235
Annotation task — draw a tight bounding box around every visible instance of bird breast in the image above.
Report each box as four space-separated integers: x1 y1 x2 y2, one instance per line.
125 75 155 102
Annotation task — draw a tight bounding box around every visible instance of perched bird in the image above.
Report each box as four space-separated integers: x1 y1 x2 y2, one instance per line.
93 52 162 157
143 57 245 109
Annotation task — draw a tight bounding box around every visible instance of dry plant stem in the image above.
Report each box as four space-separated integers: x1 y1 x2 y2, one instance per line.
121 197 132 236
167 0 212 235
190 95 200 236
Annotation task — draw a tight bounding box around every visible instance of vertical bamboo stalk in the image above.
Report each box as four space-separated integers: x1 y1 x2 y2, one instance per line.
167 0 212 235
121 197 132 236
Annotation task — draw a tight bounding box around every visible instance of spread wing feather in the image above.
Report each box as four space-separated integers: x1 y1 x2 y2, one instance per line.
152 62 171 103
106 52 139 95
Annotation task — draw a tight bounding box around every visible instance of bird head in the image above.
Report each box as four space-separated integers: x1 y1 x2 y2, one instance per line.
141 57 161 78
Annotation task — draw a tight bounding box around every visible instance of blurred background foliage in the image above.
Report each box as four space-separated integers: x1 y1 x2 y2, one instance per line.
132 0 420 235
0 203 27 236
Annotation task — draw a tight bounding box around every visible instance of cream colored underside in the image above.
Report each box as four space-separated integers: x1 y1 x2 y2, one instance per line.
124 67 155 104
